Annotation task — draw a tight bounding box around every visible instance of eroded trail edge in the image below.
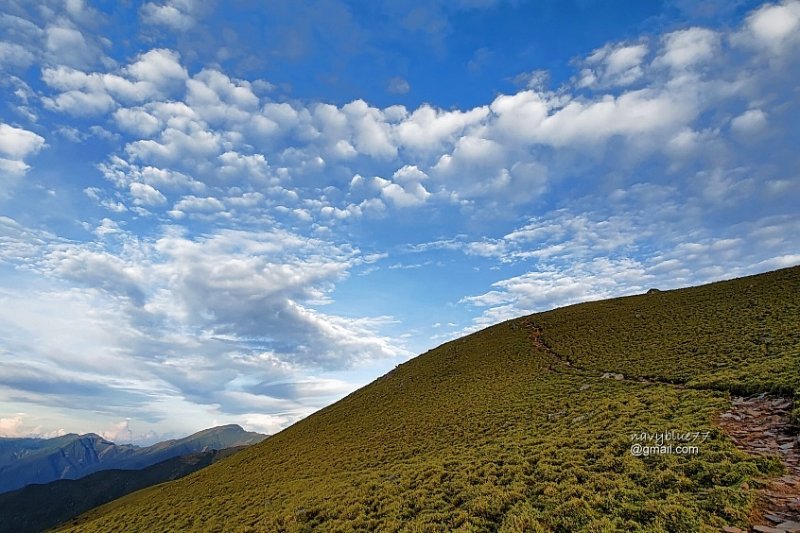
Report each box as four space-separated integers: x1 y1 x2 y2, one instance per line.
718 396 800 532
520 320 800 531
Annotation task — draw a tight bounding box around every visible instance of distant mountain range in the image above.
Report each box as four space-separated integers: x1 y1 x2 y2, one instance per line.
0 446 246 533
0 424 266 494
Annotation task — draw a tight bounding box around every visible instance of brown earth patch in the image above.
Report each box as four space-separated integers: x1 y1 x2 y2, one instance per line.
718 395 800 533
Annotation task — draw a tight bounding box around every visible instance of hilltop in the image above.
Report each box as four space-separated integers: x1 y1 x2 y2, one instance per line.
0 424 266 494
63 266 799 531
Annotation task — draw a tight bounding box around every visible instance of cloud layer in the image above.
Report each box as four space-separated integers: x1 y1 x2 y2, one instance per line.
0 0 797 440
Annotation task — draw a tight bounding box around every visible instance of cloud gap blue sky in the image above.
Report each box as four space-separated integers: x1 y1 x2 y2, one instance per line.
0 0 798 442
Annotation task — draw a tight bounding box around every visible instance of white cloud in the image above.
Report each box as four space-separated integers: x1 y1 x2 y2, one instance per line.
217 151 272 182
100 419 133 443
488 90 549 143
172 195 225 212
0 123 45 178
395 103 489 152
44 25 103 69
341 99 397 159
738 0 800 52
125 48 187 90
377 180 430 208
731 108 768 135
126 125 222 164
114 108 162 136
186 69 260 126
0 41 35 68
387 76 410 94
130 182 167 206
0 219 408 425
43 88 116 116
0 414 25 437
656 27 721 70
98 156 205 193
0 413 66 438
0 123 45 159
577 42 649 88
141 0 198 31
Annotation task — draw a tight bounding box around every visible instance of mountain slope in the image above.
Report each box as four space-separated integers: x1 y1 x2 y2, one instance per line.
0 446 246 533
64 266 799 532
0 425 266 493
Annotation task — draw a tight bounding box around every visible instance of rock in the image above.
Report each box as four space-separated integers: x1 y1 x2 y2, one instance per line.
722 527 744 533
776 521 800 532
766 514 787 523
753 525 788 533
579 384 590 391
646 288 660 294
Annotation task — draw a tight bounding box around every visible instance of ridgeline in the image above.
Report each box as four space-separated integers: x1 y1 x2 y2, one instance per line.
62 266 799 532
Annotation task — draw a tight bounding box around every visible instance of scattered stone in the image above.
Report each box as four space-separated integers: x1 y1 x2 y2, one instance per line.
722 527 745 533
753 525 788 533
579 384 590 391
718 395 800 528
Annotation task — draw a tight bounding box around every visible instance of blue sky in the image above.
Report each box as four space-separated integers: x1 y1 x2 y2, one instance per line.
0 0 798 443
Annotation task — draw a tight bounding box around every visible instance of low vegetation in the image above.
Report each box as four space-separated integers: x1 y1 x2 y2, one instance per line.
62 266 799 532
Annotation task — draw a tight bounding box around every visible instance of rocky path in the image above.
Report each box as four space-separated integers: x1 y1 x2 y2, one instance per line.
520 320 800 532
718 395 800 533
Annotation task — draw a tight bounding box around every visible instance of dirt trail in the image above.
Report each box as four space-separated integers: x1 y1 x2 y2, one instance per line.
718 396 800 532
521 320 683 387
520 320 800 532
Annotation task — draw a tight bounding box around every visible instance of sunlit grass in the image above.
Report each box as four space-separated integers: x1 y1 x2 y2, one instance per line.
63 266 799 532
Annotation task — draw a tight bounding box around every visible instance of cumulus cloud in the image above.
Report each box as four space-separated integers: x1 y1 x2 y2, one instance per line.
736 0 800 53
30 2 797 219
394 104 489 153
125 48 188 89
0 413 66 438
141 0 199 31
130 182 168 206
0 123 45 179
1 0 798 441
655 27 721 70
577 42 649 88
0 41 35 68
342 99 397 159
730 108 768 135
41 49 188 117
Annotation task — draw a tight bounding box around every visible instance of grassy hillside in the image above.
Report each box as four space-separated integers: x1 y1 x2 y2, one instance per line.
62 266 799 532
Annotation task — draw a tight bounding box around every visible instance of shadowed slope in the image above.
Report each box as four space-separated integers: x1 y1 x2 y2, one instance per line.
0 447 246 533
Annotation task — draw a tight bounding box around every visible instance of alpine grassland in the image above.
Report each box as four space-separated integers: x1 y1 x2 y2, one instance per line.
61 266 799 532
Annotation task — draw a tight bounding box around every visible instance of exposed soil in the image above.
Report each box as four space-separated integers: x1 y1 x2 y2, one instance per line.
718 395 800 533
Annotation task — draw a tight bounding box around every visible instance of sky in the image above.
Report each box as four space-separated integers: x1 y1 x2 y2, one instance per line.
0 0 798 444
